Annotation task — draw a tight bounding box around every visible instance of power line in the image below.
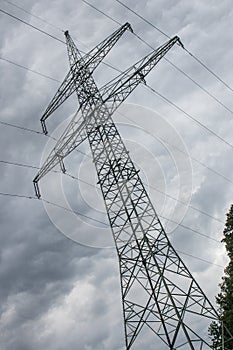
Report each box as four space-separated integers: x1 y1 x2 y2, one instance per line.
1 0 64 32
183 48 233 93
0 158 224 237
115 0 171 39
116 110 233 187
146 85 233 150
0 56 60 83
0 190 224 268
1 156 224 224
146 182 226 224
63 172 224 226
161 57 233 117
0 192 221 243
42 198 109 227
176 250 224 268
188 155 233 186
1 0 87 49
115 0 233 94
0 119 45 135
115 111 229 224
0 15 119 78
82 0 121 26
0 49 121 80
0 119 88 159
0 191 109 226
0 8 65 44
147 181 224 224
160 213 220 243
0 159 39 170
0 192 224 268
0 159 93 184
0 191 35 199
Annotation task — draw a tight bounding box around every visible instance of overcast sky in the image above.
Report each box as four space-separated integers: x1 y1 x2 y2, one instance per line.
0 0 233 349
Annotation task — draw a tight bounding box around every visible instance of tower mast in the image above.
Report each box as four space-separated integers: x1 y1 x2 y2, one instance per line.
34 24 221 349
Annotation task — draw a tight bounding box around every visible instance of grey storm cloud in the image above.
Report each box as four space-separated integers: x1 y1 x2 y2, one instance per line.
0 0 233 349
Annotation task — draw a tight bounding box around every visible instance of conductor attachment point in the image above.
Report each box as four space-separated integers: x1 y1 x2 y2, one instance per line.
33 180 41 199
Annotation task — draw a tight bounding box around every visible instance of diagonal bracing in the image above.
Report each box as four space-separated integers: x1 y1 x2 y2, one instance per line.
33 23 225 349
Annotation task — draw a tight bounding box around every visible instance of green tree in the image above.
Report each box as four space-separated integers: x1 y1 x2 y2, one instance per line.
210 204 233 349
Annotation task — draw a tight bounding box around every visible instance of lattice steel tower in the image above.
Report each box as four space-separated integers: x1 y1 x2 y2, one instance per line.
33 23 223 349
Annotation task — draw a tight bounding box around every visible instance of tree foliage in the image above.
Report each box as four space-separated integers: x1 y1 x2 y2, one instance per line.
209 204 233 349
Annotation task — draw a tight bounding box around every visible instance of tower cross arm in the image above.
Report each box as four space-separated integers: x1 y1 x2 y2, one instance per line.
33 109 87 198
40 68 74 134
40 22 132 134
100 36 182 114
65 22 132 72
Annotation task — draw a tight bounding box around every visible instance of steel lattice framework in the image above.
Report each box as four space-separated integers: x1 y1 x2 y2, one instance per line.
33 23 223 349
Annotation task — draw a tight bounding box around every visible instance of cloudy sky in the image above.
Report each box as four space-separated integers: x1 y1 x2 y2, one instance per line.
1 0 233 349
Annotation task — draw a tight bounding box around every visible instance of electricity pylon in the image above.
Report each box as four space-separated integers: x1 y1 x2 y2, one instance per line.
33 23 222 349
